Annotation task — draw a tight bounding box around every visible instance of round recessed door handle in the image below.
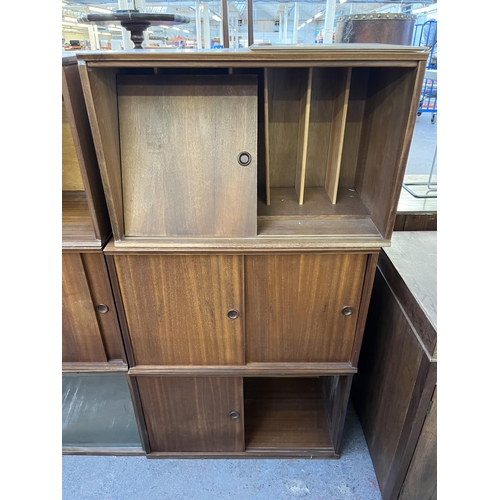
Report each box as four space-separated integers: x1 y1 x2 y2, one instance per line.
227 309 240 320
229 411 240 420
96 304 109 314
237 151 252 166
342 306 354 316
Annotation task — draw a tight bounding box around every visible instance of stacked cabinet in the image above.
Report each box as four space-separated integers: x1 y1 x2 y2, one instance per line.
75 46 428 458
62 54 142 453
62 54 125 371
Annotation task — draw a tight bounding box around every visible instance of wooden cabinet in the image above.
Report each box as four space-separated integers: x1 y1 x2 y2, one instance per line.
62 54 126 373
73 46 428 458
352 232 437 499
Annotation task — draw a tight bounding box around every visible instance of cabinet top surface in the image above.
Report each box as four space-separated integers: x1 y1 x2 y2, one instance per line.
75 46 429 65
381 231 437 355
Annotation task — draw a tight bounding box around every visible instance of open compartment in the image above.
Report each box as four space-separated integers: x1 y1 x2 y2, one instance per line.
259 64 419 242
244 376 351 457
62 55 110 247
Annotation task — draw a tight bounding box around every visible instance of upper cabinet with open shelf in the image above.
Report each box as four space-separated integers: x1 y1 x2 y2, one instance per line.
62 53 111 249
75 47 427 250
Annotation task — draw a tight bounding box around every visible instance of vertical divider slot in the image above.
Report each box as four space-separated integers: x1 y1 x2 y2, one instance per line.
294 68 313 205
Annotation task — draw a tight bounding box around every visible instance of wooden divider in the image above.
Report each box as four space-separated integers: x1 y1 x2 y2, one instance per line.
264 67 352 207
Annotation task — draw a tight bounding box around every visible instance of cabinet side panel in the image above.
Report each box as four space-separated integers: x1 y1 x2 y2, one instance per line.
137 376 245 453
79 65 124 240
62 253 107 363
354 65 425 239
114 255 244 366
352 270 432 500
62 63 111 242
245 254 367 363
399 386 437 500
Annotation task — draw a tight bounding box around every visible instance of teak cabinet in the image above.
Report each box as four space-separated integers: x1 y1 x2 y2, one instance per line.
62 54 126 373
352 232 437 499
74 46 428 458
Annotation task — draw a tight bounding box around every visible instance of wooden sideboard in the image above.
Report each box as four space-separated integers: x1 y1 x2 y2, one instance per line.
65 46 428 458
352 231 437 499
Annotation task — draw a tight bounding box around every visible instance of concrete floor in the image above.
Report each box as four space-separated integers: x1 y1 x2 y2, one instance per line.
63 402 382 500
62 105 437 500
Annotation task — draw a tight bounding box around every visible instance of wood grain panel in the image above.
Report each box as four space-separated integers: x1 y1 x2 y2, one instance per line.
306 67 351 205
62 100 85 191
245 253 367 363
267 68 309 188
353 270 436 500
62 253 107 363
325 68 351 203
117 74 257 238
63 62 111 242
354 65 425 239
322 375 352 454
136 376 244 453
399 386 437 500
114 255 244 366
62 191 100 245
339 67 370 187
82 253 125 362
244 378 333 452
79 66 124 240
294 68 312 204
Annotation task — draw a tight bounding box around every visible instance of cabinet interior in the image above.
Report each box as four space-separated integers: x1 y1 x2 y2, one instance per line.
84 63 417 244
62 61 111 246
244 377 334 453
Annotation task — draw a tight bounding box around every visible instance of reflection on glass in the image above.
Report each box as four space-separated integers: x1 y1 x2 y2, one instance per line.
62 373 142 449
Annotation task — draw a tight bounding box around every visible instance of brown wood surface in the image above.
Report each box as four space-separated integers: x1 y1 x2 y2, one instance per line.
294 68 312 204
62 191 100 246
81 252 126 362
354 66 421 240
62 101 85 191
258 187 370 218
339 67 369 188
244 378 333 452
129 362 356 376
75 48 428 67
114 255 244 366
62 252 126 365
399 214 437 231
62 62 111 243
104 235 386 253
136 376 245 453
378 231 437 358
325 67 351 203
399 386 437 500
267 68 308 189
117 74 257 238
62 253 107 363
79 66 125 241
245 253 367 363
322 375 352 454
352 269 437 500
